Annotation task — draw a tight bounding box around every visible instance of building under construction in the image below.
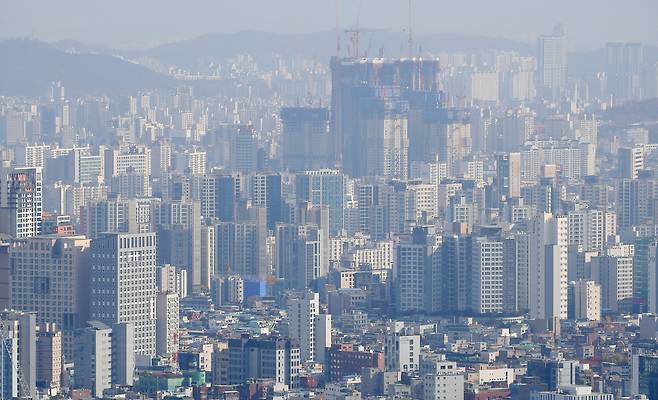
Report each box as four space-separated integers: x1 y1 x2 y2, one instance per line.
331 57 466 178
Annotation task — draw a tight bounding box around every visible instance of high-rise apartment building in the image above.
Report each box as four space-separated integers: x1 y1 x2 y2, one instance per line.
9 235 91 360
590 252 634 314
568 280 601 322
152 199 201 293
0 166 43 238
156 264 188 299
437 233 470 314
394 228 432 313
606 42 644 102
200 173 237 221
470 237 504 314
617 171 658 230
286 291 332 363
581 175 609 210
420 110 471 168
72 150 104 185
618 146 644 180
567 209 615 253
437 122 472 176
276 223 327 290
647 242 658 314
214 217 267 279
183 149 207 175
36 323 62 395
80 196 152 239
616 179 634 229
210 274 245 306
18 144 50 169
499 108 535 153
280 108 333 171
106 145 151 178
538 25 567 99
295 169 344 236
229 125 258 172
503 233 529 314
528 213 569 320
250 173 283 231
331 57 441 173
90 232 157 356
3 109 28 145
74 321 113 397
496 153 521 203
359 88 410 180
111 170 151 198
155 291 179 356
632 354 658 398
150 141 172 176
200 224 215 290
572 114 598 144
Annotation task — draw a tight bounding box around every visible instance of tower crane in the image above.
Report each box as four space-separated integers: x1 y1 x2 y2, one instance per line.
408 0 414 58
335 0 341 57
344 0 381 58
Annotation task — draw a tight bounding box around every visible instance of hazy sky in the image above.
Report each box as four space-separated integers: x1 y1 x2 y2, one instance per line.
1 0 655 50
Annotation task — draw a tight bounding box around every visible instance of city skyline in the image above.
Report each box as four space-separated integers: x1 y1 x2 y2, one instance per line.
2 2 658 399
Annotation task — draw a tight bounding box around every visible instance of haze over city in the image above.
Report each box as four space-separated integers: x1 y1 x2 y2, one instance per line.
2 1 658 400
1 0 657 49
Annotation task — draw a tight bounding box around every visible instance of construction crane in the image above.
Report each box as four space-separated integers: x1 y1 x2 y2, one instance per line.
0 316 32 399
344 0 363 58
341 0 386 59
408 0 414 58
335 0 341 57
345 27 382 59
344 0 381 58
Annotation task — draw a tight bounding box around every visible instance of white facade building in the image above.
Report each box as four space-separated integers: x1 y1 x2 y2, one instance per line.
384 323 420 373
9 235 91 360
286 291 332 363
421 356 464 400
156 292 179 356
570 280 601 321
470 238 504 314
90 232 157 356
528 213 568 320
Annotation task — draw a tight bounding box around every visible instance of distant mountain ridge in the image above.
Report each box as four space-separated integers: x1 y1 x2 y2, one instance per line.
0 32 536 96
3 33 658 97
50 39 126 56
50 31 658 77
0 39 172 97
143 30 535 68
